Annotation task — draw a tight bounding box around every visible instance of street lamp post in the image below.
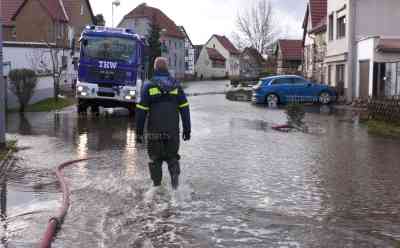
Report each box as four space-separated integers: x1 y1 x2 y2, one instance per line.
0 10 6 148
112 0 121 27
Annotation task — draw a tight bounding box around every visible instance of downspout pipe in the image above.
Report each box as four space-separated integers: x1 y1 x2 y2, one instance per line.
347 0 357 103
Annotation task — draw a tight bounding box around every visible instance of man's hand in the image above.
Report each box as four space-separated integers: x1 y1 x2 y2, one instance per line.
136 134 144 144
183 131 191 141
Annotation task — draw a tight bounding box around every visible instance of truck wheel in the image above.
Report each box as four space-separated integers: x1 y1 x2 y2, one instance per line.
128 106 136 117
77 102 87 115
91 105 100 116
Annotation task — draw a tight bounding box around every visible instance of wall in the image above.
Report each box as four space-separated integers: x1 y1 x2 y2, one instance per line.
206 36 240 77
3 44 75 109
163 37 185 79
119 17 151 37
184 37 195 75
14 0 68 45
355 0 400 40
326 0 349 57
66 0 94 48
195 48 226 79
356 37 375 98
2 26 15 41
119 17 185 79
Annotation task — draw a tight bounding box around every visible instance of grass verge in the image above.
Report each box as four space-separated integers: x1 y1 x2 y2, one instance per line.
0 140 17 162
10 97 75 113
367 120 400 138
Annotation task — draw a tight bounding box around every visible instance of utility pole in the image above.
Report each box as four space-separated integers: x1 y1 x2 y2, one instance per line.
0 12 6 149
112 0 121 27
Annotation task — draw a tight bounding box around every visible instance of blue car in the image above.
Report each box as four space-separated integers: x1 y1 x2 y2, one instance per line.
252 75 337 105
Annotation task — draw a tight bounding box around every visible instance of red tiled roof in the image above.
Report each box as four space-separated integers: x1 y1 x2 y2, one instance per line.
309 0 327 29
277 39 303 61
12 0 69 22
311 15 327 33
213 35 240 55
123 3 184 39
206 48 226 62
1 0 24 26
242 47 265 65
376 39 400 53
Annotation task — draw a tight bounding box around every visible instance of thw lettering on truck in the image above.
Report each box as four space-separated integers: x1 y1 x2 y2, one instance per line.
99 61 118 69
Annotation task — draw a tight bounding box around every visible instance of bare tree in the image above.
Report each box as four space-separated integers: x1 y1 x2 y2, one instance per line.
236 0 277 54
46 43 67 101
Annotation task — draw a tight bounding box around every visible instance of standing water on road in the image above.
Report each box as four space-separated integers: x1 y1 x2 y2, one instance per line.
2 80 400 247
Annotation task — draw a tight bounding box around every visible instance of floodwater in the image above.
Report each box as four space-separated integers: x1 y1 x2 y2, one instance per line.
2 80 400 247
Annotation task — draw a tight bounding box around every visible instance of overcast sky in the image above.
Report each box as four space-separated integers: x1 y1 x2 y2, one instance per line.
89 0 307 45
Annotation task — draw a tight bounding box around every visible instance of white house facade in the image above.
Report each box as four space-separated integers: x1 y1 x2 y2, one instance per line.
195 48 226 79
326 0 400 101
178 26 195 78
203 35 240 78
118 3 186 79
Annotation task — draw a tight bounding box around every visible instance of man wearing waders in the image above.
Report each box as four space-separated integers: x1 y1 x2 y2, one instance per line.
135 57 191 189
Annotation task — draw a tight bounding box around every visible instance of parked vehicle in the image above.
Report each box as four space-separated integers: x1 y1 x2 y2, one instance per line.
251 75 337 105
76 26 146 114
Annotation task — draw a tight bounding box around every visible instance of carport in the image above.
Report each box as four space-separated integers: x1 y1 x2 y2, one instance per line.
356 37 400 99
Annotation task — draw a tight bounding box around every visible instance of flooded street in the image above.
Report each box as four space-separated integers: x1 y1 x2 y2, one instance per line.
2 80 400 247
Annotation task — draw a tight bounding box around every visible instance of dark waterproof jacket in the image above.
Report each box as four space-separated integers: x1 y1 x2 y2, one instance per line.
136 71 191 137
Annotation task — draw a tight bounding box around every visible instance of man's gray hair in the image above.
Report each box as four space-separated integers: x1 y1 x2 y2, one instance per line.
154 57 169 72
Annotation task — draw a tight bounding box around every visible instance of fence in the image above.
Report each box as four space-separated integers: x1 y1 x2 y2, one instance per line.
368 96 400 123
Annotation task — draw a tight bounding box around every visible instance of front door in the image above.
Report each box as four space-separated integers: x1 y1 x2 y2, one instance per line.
359 60 370 100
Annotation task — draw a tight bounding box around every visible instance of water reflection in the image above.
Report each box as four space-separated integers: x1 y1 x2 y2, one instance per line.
17 114 32 135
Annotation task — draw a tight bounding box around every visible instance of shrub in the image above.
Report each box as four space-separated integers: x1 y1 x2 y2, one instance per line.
286 103 305 128
9 69 38 113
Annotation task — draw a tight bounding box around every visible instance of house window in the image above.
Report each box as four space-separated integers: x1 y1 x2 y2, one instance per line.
12 27 16 38
212 60 225 68
213 44 215 49
328 14 334 41
328 65 332 86
337 16 346 39
81 5 84 15
174 54 177 67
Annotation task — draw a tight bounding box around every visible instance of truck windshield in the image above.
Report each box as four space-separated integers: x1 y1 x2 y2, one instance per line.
82 36 136 63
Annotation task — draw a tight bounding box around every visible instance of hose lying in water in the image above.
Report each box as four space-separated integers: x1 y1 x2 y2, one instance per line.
39 158 93 248
271 124 293 132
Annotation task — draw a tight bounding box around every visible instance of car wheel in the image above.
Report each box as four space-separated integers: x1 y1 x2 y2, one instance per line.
319 92 331 105
266 94 279 106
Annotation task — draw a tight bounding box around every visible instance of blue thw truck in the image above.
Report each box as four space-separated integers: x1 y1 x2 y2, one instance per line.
76 26 146 114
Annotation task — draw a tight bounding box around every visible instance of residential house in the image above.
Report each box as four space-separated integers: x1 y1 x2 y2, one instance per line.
118 3 185 79
302 0 327 83
9 0 94 49
326 0 400 101
239 47 266 78
194 45 203 64
1 0 24 41
178 26 195 79
275 39 303 75
1 0 94 109
196 34 240 79
195 47 226 79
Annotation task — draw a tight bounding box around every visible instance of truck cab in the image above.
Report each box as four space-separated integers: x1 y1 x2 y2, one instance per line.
76 26 146 115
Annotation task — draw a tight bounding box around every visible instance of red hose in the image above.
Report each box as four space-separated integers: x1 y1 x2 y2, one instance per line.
39 158 93 248
271 124 293 130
